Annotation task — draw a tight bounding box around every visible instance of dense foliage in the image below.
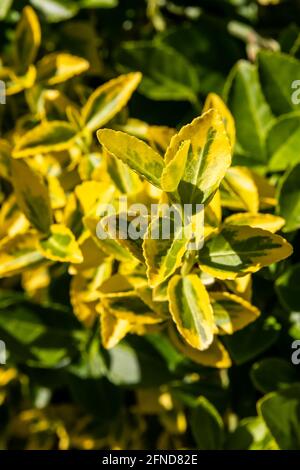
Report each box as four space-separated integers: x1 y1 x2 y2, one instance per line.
0 0 300 450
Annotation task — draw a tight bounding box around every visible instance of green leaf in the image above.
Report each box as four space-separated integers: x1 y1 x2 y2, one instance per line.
258 50 300 115
278 163 300 232
14 6 41 73
258 384 300 450
223 316 281 365
199 225 293 280
164 109 232 205
116 42 199 102
191 396 224 450
225 60 274 164
97 129 165 188
0 296 81 366
276 263 300 311
251 358 299 394
267 113 300 171
82 72 141 132
11 159 53 233
13 121 77 158
168 274 215 350
225 416 277 450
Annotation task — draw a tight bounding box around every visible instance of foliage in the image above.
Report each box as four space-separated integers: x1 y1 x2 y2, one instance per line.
0 0 300 451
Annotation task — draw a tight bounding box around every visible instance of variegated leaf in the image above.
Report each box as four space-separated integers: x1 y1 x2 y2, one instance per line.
224 212 285 233
221 166 259 213
210 292 260 335
97 129 165 188
203 92 236 147
169 325 231 368
143 208 191 288
14 6 41 73
164 109 231 205
37 224 83 264
199 225 293 280
0 232 45 278
11 159 53 233
13 121 77 158
168 274 215 350
82 72 142 132
36 53 89 86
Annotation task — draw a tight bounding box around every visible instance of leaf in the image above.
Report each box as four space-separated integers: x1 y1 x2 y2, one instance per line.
225 60 273 164
258 385 300 450
100 212 148 262
169 325 231 368
251 358 299 394
0 232 45 278
116 42 199 102
168 274 215 350
13 121 77 158
164 109 232 205
278 163 300 232
210 292 260 335
37 224 83 264
36 53 89 85
224 316 281 365
143 209 191 288
203 93 236 147
98 292 162 325
82 72 142 132
0 297 80 366
11 159 53 233
225 416 277 450
258 50 300 115
84 214 134 262
100 309 131 349
191 396 224 450
14 6 41 73
199 225 293 280
161 139 190 192
267 113 300 171
224 212 285 233
30 0 79 22
276 263 300 311
221 166 259 213
97 129 165 188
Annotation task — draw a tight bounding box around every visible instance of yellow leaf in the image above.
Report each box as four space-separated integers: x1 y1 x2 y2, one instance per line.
82 72 142 132
210 292 260 334
203 92 236 147
224 212 285 233
13 121 77 158
37 224 83 264
168 274 215 350
36 53 89 86
165 109 232 205
169 325 231 368
221 166 259 213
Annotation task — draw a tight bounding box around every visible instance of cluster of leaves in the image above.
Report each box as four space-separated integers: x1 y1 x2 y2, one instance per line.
0 0 300 451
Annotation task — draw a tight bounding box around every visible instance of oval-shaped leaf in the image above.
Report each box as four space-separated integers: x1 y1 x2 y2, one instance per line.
278 163 300 232
37 224 83 264
199 225 293 280
82 72 142 132
36 52 89 85
168 274 215 350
